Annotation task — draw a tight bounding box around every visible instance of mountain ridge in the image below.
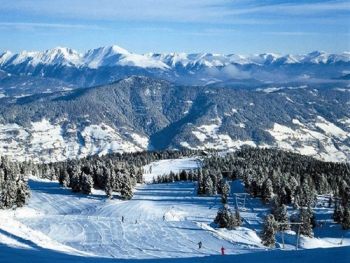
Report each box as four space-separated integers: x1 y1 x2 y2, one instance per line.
1 46 349 69
0 76 349 163
1 45 349 98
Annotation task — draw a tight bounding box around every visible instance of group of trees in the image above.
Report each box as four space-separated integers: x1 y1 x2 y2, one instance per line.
187 147 349 246
0 149 202 210
151 147 350 240
333 198 350 230
152 170 198 184
35 149 202 200
214 180 242 229
0 156 30 209
201 148 349 206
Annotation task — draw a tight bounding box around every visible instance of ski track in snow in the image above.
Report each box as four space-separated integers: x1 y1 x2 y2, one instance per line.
7 179 244 259
0 158 349 262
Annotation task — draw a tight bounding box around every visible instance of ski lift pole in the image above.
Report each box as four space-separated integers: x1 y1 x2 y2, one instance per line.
243 194 246 210
276 222 302 250
235 194 238 210
296 224 301 250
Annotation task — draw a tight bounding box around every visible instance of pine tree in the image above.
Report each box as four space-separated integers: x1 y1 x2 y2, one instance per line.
262 178 273 202
333 203 344 223
261 214 277 248
120 175 133 200
81 173 94 194
341 207 350 230
221 180 230 204
204 176 214 196
104 170 113 198
272 197 290 230
299 207 314 237
234 208 242 226
15 175 30 207
69 165 81 192
179 170 188 181
214 205 239 229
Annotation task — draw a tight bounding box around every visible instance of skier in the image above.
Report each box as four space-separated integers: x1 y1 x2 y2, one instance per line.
198 241 202 249
163 215 166 221
221 246 225 255
121 216 124 223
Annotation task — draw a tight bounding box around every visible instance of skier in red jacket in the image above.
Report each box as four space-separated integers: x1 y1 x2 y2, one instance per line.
221 246 225 255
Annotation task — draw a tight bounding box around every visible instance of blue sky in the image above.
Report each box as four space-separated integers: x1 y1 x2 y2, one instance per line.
0 0 349 54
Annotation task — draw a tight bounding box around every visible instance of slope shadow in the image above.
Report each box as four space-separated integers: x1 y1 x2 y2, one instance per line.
28 179 105 200
0 241 349 263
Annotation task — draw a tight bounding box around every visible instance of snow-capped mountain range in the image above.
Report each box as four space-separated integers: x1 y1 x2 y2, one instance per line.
0 45 349 98
1 45 349 69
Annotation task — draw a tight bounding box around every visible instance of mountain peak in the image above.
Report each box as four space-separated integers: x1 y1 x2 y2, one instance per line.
92 45 130 55
109 45 130 55
40 47 82 66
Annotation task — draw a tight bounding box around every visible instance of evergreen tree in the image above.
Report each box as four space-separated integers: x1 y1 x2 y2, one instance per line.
120 175 133 200
104 170 113 198
333 203 344 223
214 205 240 229
221 180 230 204
81 172 94 194
261 214 277 248
341 207 350 230
262 178 273 202
234 208 242 226
299 207 314 237
273 200 290 231
204 176 214 196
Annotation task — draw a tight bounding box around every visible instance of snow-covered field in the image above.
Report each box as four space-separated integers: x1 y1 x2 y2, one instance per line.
143 157 200 183
0 158 349 262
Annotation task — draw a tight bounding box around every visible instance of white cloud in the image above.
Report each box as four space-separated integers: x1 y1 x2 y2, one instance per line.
0 22 105 30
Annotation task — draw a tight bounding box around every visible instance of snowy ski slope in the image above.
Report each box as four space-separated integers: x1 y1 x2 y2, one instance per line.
0 158 349 262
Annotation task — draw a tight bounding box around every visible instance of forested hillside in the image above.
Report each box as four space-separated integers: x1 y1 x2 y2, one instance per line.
0 77 349 163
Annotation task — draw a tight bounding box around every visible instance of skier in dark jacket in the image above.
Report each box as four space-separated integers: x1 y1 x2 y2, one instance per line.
198 241 202 249
221 246 225 255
